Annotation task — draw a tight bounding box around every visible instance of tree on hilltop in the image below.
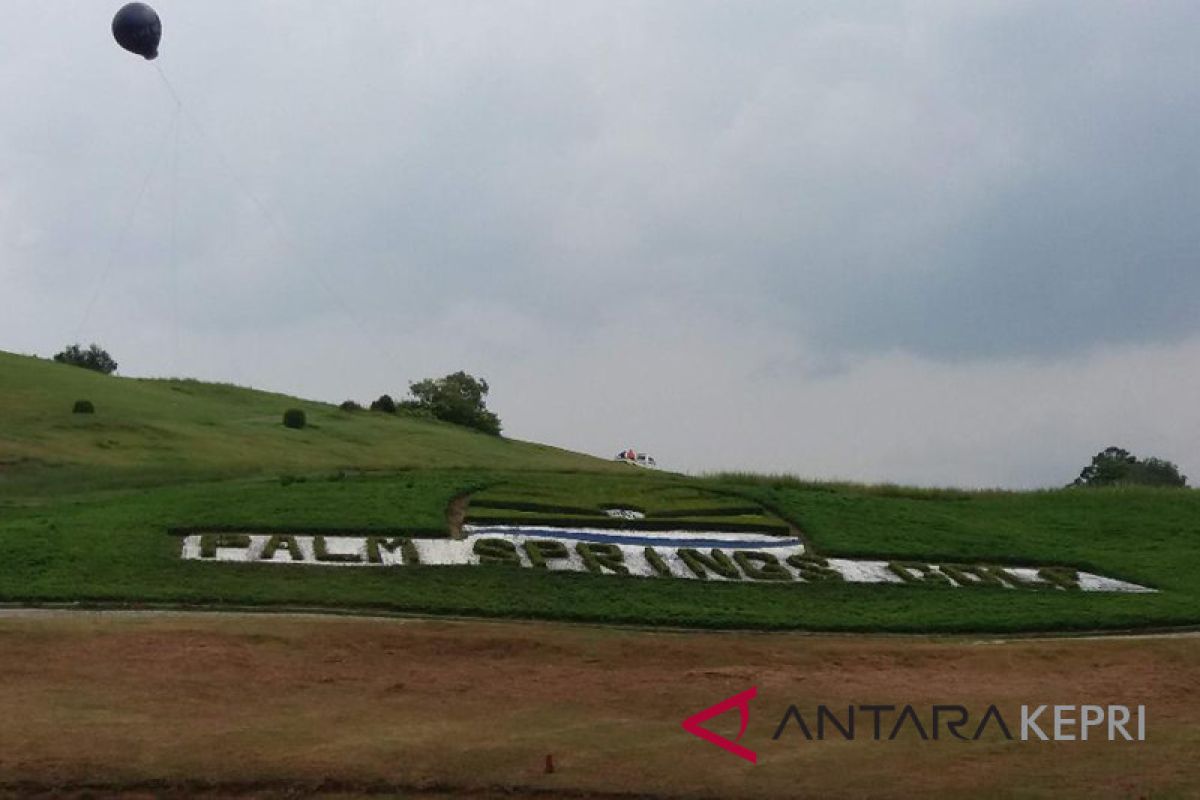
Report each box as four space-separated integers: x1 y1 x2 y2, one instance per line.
1071 446 1187 488
53 343 118 375
403 371 501 436
369 394 397 413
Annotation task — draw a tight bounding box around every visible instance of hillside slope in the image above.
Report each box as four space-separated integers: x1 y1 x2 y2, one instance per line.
0 350 614 491
2 350 1199 634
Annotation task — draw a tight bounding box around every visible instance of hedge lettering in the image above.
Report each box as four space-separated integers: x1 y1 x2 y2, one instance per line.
473 538 521 565
199 533 251 559
575 542 629 575
1037 566 1081 590
786 554 844 582
261 535 304 561
679 548 741 580
940 564 1006 588
887 561 951 585
313 536 361 563
523 539 570 569
644 547 673 577
733 551 792 581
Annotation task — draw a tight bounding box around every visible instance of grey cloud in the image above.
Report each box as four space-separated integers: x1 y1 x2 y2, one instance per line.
2 2 1198 485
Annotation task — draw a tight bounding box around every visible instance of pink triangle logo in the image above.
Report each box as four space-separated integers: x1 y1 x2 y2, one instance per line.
681 686 758 764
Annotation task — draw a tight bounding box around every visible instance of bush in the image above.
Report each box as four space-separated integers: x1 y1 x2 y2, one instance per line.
575 542 630 575
1071 446 1187 488
678 548 741 580
1036 566 1081 591
339 400 363 412
643 547 672 577
886 561 951 585
282 409 307 429
523 539 570 568
72 399 95 414
394 403 437 422
313 536 361 563
369 394 397 413
472 538 521 565
786 554 844 582
199 533 251 559
261 534 303 561
405 371 502 435
939 563 1005 588
53 343 118 375
733 551 792 581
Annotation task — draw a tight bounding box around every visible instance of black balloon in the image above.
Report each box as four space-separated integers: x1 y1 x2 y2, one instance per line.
112 3 162 60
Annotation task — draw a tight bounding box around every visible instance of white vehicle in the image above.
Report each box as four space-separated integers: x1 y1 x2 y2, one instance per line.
614 449 657 468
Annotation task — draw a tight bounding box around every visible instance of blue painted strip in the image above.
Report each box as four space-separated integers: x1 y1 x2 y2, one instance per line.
466 527 803 549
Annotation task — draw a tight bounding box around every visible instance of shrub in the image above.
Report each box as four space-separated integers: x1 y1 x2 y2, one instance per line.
282 408 307 429
405 371 502 435
678 548 741 580
575 542 630 575
1072 446 1187 488
395 404 437 422
473 538 521 565
199 533 251 558
369 394 397 413
313 536 361 563
733 551 792 581
72 399 95 414
401 538 421 565
939 563 1006 588
1036 567 1081 591
362 536 421 565
261 535 304 561
643 547 672 577
886 561 951 585
366 536 404 564
786 554 844 582
53 343 117 374
523 539 570 568
339 400 363 412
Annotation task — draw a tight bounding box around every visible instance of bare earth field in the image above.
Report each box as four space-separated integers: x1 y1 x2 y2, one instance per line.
0 611 1195 799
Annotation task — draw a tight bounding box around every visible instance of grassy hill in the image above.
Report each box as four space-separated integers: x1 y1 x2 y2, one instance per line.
2 349 1199 633
0 350 616 493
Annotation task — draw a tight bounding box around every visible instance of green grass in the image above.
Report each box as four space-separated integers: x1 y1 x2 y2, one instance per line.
2 350 1199 633
705 477 1200 584
464 478 787 532
0 351 617 496
1 467 1197 632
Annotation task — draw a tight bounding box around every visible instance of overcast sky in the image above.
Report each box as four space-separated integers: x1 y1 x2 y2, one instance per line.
3 1 1198 487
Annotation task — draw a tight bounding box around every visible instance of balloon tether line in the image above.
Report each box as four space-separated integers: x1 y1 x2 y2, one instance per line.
150 63 400 379
169 103 181 376
153 62 183 109
74 112 177 344
155 63 184 376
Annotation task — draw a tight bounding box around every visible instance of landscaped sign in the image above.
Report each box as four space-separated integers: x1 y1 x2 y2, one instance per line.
178 525 1151 592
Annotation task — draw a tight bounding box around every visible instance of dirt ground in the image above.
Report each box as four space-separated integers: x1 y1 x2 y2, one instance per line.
0 610 1194 799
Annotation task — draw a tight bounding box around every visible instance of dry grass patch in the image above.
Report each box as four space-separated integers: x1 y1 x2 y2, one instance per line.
0 611 1193 798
